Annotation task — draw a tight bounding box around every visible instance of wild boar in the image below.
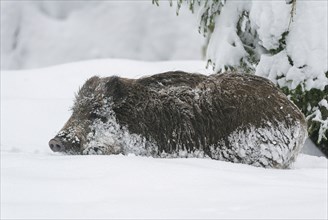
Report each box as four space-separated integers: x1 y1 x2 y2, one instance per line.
49 71 307 168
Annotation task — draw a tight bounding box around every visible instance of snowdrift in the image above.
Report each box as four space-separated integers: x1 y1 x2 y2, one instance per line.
1 59 327 219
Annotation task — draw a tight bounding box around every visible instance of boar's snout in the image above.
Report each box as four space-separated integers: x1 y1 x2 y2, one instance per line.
49 138 65 152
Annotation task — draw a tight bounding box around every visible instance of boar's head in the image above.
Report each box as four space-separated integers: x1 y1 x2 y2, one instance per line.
48 76 127 155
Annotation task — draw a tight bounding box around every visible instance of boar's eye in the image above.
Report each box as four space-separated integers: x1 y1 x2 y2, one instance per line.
90 112 107 123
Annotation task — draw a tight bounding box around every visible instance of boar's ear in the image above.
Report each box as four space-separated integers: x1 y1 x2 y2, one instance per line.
105 76 128 100
79 76 101 96
85 76 100 87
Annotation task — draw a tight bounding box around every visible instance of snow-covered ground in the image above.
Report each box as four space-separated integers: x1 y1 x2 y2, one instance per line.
1 60 327 219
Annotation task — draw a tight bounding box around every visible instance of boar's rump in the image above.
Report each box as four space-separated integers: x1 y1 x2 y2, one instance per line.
49 71 307 168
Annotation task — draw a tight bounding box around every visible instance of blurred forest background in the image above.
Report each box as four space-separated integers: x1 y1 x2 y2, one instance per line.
1 1 205 70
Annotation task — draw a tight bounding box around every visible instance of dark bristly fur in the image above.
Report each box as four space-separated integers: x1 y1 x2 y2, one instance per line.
50 71 307 168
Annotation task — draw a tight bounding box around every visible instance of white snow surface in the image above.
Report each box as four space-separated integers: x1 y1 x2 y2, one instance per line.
1 59 327 219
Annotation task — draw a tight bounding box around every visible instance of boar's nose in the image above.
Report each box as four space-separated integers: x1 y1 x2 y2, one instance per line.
49 138 65 152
